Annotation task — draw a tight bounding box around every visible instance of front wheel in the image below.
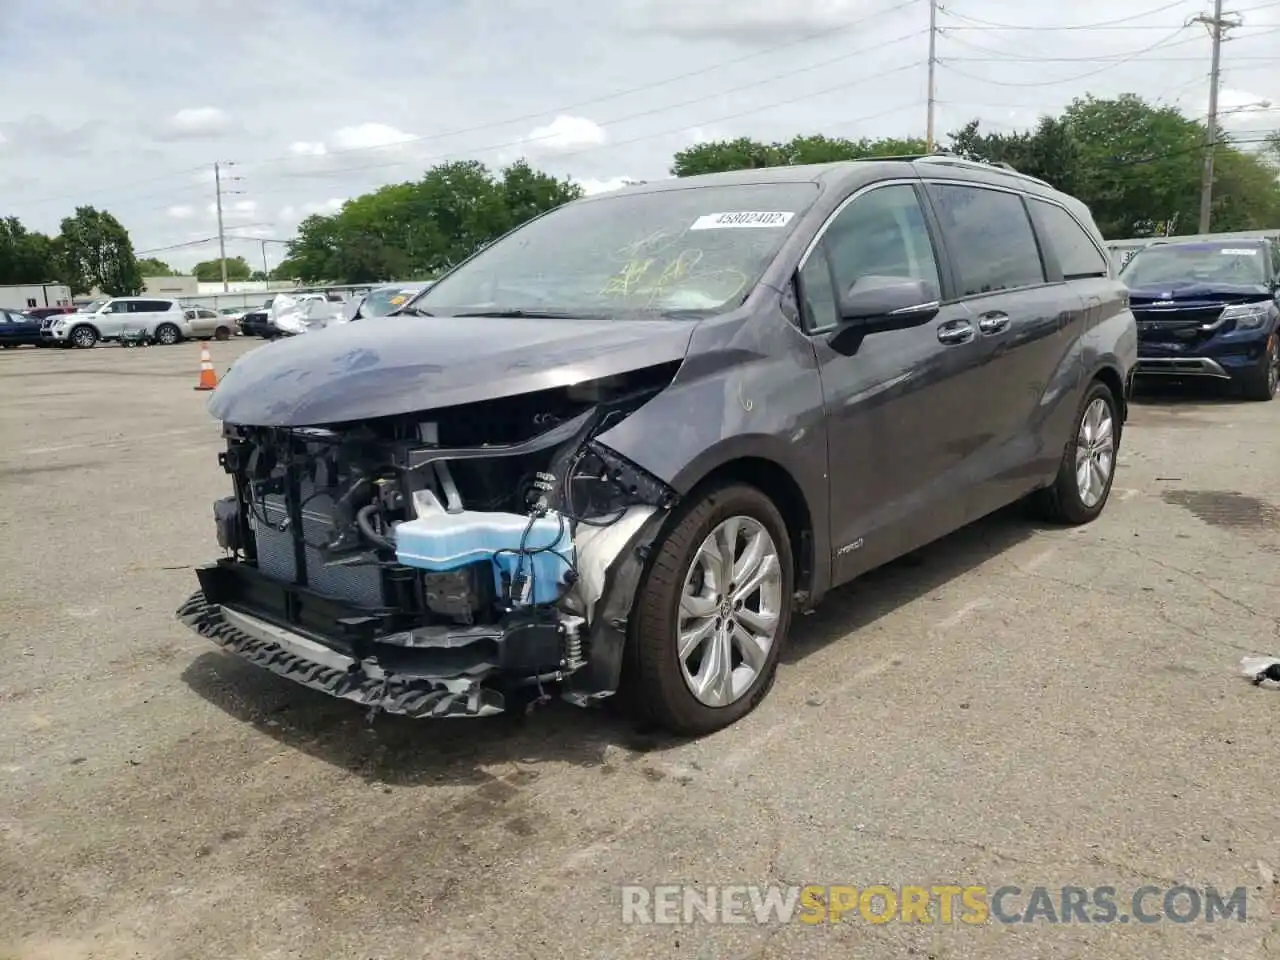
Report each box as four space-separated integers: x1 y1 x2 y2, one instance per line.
623 483 793 736
69 325 98 349
1032 379 1119 524
1239 333 1278 402
154 323 180 346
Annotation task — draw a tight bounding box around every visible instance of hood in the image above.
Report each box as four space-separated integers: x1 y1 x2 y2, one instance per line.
1126 279 1272 306
207 313 698 426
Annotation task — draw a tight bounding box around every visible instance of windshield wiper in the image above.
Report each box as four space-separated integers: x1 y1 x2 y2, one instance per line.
448 308 606 320
392 306 435 316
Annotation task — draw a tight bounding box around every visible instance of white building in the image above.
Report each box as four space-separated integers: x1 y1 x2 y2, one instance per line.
0 282 73 311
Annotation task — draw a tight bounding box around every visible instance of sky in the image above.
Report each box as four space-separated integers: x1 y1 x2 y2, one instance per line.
0 0 1277 272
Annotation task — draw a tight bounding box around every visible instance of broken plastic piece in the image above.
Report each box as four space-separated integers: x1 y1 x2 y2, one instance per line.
1239 655 1280 685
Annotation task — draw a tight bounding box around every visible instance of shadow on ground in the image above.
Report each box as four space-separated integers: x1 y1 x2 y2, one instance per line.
181 504 1042 783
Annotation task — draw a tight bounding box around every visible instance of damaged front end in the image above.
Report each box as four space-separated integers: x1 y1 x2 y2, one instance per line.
177 365 678 719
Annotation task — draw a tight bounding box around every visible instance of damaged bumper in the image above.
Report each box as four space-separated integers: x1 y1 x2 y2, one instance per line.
178 590 505 717
176 500 669 718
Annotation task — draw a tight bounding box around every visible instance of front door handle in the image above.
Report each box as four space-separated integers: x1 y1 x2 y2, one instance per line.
977 311 1010 335
936 319 974 345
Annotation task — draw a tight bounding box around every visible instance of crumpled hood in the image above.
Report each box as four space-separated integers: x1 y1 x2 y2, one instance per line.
207 313 698 426
1126 279 1272 305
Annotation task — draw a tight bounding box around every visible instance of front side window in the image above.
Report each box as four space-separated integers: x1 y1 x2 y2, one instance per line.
1120 243 1268 287
408 182 821 318
798 184 940 332
925 183 1045 296
1028 199 1109 280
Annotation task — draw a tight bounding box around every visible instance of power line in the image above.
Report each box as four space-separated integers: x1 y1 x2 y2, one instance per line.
940 25 1195 87
939 0 1196 31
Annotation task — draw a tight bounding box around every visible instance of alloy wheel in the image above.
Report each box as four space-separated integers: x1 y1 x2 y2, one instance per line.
677 516 783 708
1268 337 1278 396
1075 396 1115 508
72 327 95 348
156 324 178 345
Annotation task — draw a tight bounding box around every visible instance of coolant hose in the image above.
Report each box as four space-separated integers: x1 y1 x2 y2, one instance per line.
356 503 395 551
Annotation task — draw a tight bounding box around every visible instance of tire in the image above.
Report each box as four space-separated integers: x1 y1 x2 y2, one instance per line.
1239 332 1278 402
1032 379 1120 525
69 325 98 349
154 323 181 346
622 482 794 736
214 326 231 341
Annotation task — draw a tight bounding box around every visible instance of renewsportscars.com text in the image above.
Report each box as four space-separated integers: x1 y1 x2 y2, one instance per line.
620 884 1252 925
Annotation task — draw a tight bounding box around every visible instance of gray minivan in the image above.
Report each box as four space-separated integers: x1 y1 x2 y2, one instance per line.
178 155 1137 736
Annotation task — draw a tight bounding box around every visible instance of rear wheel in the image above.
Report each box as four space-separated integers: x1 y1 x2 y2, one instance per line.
69 325 98 349
1032 379 1119 525
1239 333 1278 402
623 483 793 736
154 323 180 346
214 326 232 341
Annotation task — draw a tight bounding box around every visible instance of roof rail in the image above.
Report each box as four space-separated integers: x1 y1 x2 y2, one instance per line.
912 153 1052 188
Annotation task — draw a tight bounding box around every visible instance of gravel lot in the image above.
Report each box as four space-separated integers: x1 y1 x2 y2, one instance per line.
1 340 1278 960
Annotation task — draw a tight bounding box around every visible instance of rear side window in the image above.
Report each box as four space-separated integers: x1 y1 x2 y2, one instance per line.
925 183 1045 296
129 299 173 312
1028 199 1109 279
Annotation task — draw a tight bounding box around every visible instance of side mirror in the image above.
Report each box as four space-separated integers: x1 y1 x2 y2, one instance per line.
838 276 940 332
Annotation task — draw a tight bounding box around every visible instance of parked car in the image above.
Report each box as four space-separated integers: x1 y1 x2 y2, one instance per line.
0 309 47 347
42 297 189 348
218 306 247 327
350 281 433 319
1122 237 1280 401
178 155 1137 737
22 305 76 321
183 307 236 340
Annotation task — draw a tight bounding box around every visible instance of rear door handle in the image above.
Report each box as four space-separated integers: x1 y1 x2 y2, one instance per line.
936 319 974 345
977 311 1010 335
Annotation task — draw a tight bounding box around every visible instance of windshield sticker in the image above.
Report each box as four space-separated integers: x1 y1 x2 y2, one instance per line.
389 295 407 305
690 211 794 230
1220 248 1258 255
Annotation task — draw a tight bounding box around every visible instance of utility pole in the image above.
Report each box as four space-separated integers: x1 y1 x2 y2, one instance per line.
1193 0 1240 233
214 162 228 292
926 0 938 152
212 161 243 292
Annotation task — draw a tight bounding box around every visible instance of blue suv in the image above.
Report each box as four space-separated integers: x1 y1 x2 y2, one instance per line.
1122 237 1280 401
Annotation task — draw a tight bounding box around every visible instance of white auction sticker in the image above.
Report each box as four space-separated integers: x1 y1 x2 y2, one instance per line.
690 211 795 230
1220 248 1258 255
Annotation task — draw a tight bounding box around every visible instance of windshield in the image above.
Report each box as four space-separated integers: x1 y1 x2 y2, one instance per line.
364 286 425 316
79 298 109 313
1121 243 1268 287
406 182 820 317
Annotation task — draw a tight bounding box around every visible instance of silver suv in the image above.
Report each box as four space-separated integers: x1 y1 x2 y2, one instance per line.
44 296 188 348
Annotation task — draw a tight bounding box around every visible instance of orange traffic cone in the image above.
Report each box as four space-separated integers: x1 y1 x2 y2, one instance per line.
194 344 218 391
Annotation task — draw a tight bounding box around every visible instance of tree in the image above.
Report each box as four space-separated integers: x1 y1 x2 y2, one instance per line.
283 159 580 283
946 117 1082 196
138 257 178 276
671 133 928 177
0 217 58 284
192 256 252 282
55 206 143 295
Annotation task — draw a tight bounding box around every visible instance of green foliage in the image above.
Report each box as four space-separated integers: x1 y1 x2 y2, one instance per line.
0 217 57 284
192 256 252 282
138 257 178 276
672 134 928 177
284 159 582 283
56 206 143 295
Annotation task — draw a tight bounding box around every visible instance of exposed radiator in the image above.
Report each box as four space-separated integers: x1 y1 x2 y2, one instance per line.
250 482 386 608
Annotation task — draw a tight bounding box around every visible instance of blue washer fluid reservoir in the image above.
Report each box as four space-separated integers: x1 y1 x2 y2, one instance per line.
393 490 575 606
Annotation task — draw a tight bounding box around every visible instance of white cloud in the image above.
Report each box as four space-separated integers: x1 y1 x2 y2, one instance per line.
329 123 416 152
524 115 608 154
158 106 234 140
167 204 194 218
289 141 328 156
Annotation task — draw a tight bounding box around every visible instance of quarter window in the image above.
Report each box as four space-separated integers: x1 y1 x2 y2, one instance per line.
1028 199 1109 279
799 184 941 332
925 183 1045 296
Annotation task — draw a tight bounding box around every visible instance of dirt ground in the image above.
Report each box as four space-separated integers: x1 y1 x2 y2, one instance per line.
1 339 1278 960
